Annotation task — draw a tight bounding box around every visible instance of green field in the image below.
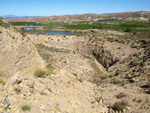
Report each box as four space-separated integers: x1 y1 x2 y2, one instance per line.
9 19 150 32
64 20 150 32
9 22 40 26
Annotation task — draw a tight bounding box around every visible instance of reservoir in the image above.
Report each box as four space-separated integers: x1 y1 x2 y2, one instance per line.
22 30 74 35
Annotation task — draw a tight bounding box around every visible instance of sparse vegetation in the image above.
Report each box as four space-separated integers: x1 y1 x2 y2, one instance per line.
98 73 115 80
72 73 77 77
79 78 83 83
12 36 15 39
21 105 31 111
36 44 70 53
113 100 129 111
0 17 4 19
124 28 131 32
14 27 26 36
35 44 55 75
0 78 6 85
0 19 10 28
34 68 50 78
147 80 150 88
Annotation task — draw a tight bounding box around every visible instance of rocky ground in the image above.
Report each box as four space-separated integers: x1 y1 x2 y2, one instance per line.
0 18 150 113
27 32 150 113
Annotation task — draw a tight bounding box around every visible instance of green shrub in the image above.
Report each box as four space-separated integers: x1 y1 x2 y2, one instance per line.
34 69 48 78
72 73 77 77
0 17 4 19
147 80 150 88
0 78 5 85
12 36 15 39
109 73 115 78
79 78 83 83
21 105 30 111
14 27 26 36
98 73 115 80
124 28 131 32
113 100 128 111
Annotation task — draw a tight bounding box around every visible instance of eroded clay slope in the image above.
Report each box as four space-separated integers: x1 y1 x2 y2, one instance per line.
0 19 45 78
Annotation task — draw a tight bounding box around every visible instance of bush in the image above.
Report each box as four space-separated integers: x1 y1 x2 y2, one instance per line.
124 28 131 32
21 105 30 111
34 69 49 78
98 73 115 80
0 78 6 85
0 17 4 19
113 100 128 111
72 73 77 77
147 80 150 88
79 78 83 83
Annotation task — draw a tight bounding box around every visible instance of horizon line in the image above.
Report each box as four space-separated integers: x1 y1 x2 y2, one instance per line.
1 10 150 17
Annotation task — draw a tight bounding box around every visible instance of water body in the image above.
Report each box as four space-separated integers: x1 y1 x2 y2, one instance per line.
22 30 74 35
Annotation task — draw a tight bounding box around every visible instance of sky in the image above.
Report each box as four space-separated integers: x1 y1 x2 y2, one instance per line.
0 0 150 16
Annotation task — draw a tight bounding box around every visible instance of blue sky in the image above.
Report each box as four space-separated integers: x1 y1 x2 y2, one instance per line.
0 0 150 16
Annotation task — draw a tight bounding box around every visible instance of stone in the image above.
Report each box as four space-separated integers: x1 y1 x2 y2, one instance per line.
27 82 34 88
4 95 17 105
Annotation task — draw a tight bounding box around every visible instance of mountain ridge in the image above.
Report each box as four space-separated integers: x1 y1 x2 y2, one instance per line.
5 11 150 22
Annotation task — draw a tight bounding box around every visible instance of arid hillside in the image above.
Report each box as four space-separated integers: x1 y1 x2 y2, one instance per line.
7 11 150 22
0 18 45 78
28 30 150 113
0 19 109 113
0 19 150 113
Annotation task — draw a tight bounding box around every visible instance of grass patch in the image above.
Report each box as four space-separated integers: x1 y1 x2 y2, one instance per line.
35 44 55 75
0 19 10 28
0 78 5 85
34 68 50 78
97 73 115 80
72 73 77 77
36 44 70 53
113 100 129 111
79 78 83 83
21 105 31 111
64 20 150 32
14 27 26 36
147 80 150 88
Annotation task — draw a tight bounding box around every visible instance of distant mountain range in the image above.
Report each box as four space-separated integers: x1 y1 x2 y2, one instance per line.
4 11 150 22
1 15 40 19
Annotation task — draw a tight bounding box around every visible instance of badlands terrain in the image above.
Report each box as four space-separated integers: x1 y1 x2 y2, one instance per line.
0 17 150 113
